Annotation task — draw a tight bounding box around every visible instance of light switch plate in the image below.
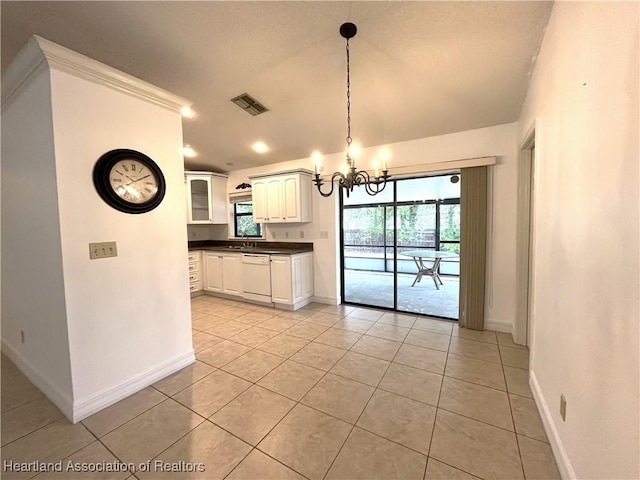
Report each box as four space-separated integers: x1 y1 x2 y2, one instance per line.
89 242 117 259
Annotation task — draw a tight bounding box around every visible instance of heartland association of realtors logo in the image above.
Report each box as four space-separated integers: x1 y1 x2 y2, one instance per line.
3 460 206 474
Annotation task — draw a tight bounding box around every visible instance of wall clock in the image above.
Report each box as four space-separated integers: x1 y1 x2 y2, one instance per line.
93 149 166 214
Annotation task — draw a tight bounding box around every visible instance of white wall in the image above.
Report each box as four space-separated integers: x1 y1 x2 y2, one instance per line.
227 122 520 326
1 37 194 422
1 67 75 415
518 2 639 479
49 69 194 410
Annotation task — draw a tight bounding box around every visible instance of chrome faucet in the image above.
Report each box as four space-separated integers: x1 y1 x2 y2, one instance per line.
242 234 249 247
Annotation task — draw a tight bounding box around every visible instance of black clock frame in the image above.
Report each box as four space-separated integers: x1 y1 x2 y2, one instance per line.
93 149 166 214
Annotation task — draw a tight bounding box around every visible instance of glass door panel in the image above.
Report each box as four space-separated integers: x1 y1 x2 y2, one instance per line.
342 201 394 309
439 203 460 276
189 178 210 222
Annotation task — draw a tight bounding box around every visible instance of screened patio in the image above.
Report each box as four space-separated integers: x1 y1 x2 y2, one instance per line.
341 174 461 320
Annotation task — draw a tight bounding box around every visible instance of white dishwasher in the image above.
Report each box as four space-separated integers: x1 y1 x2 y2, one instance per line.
241 254 272 304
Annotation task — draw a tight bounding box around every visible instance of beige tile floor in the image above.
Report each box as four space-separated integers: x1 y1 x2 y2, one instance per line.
1 296 561 480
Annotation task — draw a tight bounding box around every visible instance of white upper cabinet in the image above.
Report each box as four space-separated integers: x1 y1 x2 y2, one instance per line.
249 170 312 223
252 180 268 222
185 171 228 224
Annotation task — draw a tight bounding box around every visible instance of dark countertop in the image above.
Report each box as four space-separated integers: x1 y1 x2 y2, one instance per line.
188 240 313 256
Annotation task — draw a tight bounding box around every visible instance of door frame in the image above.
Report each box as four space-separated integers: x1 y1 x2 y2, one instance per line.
339 174 461 320
514 119 539 347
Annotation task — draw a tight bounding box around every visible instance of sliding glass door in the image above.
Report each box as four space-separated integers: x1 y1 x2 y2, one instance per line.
341 174 460 319
342 187 394 309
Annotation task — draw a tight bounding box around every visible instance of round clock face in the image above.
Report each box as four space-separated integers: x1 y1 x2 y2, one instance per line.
108 159 160 204
93 149 166 214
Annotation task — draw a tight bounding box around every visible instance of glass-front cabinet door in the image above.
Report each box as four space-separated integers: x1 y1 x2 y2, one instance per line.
186 175 212 223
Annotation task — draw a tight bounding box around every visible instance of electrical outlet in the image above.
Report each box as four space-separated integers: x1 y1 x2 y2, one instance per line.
20 330 25 343
560 394 567 421
300 231 304 239
320 231 329 239
89 242 118 259
285 231 289 239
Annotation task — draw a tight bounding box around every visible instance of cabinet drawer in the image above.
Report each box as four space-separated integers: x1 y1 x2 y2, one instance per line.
189 283 201 293
188 271 201 285
188 262 200 273
188 252 199 262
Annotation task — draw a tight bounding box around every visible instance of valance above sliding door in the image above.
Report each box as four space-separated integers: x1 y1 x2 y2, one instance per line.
459 166 488 330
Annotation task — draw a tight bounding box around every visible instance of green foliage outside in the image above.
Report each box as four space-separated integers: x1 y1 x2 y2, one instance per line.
344 203 459 249
237 216 260 236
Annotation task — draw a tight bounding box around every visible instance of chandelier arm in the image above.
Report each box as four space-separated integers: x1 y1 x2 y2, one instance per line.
313 172 351 197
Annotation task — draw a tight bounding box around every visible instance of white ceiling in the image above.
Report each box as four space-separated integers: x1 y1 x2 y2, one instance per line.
1 1 553 173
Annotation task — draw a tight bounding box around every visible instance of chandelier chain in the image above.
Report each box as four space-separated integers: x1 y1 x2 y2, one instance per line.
346 38 352 147
312 22 390 198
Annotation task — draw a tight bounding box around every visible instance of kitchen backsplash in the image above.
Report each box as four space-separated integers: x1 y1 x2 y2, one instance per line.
187 224 228 241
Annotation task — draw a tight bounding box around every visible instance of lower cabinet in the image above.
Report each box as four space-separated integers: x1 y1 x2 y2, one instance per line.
222 254 242 296
203 252 242 296
194 249 314 310
188 251 203 295
270 252 314 309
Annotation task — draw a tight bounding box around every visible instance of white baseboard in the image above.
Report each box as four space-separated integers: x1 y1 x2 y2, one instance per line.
1 339 195 424
484 317 512 333
311 295 339 305
72 350 195 423
1 339 75 421
530 370 575 479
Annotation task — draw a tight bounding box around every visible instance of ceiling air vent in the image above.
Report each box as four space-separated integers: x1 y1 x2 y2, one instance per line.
231 93 269 116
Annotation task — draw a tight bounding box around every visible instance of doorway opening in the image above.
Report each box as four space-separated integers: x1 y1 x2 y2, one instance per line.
515 126 536 346
340 174 461 320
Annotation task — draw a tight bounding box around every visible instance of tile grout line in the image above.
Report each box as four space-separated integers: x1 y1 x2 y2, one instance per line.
26 422 117 480
0 401 65 448
333 327 447 463
498 338 528 480
0 391 45 416
3 303 462 480
429 331 452 464
203 305 533 478
318 334 398 480
216 312 356 480
233 322 354 480
193 303 477 477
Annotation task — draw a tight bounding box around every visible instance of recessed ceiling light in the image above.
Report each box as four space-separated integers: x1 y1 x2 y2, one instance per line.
181 106 196 119
252 142 269 154
183 145 197 158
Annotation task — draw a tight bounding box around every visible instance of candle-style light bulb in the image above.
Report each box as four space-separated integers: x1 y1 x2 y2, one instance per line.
348 143 360 169
312 151 321 175
373 159 380 178
380 149 390 171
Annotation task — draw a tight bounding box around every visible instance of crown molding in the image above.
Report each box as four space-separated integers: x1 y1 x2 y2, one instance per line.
2 35 191 112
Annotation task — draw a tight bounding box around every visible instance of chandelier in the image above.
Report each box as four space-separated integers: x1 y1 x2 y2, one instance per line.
313 22 390 198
